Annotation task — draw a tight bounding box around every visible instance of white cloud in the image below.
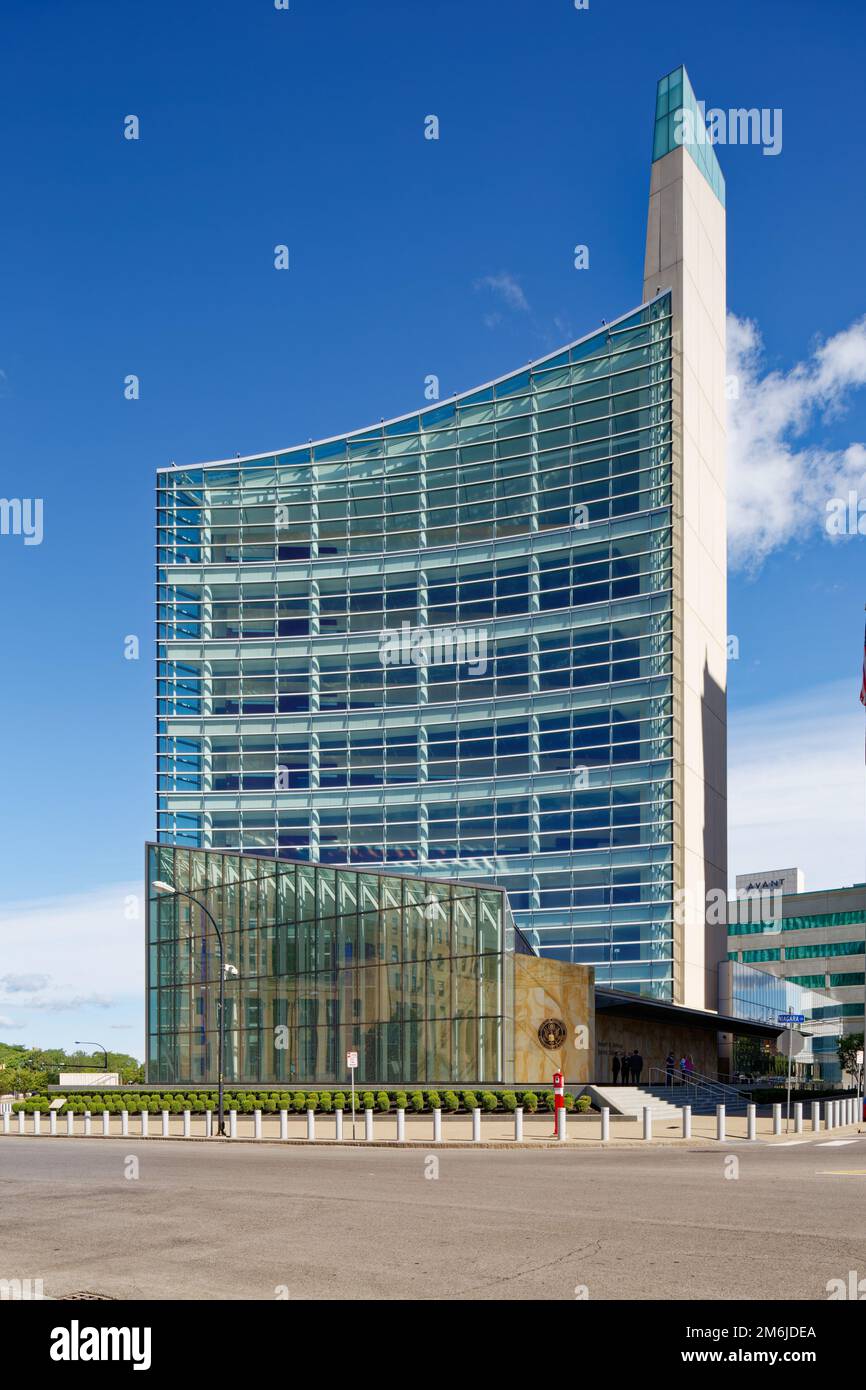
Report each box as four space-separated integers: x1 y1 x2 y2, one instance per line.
0 973 49 993
474 272 530 315
727 312 866 570
0 883 143 1052
729 679 866 891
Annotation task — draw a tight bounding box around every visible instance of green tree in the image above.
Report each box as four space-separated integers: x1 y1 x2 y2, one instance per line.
838 1033 864 1082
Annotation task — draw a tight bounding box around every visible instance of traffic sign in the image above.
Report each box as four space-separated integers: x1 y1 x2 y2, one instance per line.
346 1051 358 1069
777 1029 806 1057
778 1013 805 1024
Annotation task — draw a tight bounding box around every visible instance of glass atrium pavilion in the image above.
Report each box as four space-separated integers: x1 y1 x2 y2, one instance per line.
157 293 674 995
147 843 523 1086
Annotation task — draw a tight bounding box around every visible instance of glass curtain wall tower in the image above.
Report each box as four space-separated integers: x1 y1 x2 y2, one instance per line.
157 67 728 1008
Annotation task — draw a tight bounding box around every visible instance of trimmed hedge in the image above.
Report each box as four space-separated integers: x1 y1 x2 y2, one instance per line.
11 1085 591 1115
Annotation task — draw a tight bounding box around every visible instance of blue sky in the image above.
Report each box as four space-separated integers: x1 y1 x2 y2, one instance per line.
0 0 864 1053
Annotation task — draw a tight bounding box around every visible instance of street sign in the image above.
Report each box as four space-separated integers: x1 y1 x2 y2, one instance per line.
777 1029 806 1057
347 1051 358 1140
778 1020 806 1134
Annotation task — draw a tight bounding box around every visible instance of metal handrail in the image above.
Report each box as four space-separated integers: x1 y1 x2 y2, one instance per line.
647 1066 744 1106
673 1065 747 1101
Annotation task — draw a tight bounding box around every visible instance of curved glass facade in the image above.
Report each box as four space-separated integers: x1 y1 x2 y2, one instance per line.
157 292 675 995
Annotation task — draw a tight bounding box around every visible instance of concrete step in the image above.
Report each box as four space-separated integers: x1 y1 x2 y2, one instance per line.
635 1084 749 1115
593 1086 681 1119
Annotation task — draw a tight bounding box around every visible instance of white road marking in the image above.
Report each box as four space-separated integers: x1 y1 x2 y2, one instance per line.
816 1139 858 1147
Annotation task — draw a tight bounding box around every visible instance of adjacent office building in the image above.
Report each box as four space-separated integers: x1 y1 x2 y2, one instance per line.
727 870 866 1080
156 66 727 1018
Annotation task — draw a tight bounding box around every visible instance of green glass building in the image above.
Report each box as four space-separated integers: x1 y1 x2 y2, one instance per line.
147 842 526 1086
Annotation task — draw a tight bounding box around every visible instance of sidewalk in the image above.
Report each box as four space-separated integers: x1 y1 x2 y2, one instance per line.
3 1107 863 1147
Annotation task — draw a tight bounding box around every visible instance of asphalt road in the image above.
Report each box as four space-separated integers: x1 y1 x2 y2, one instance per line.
2 1135 865 1301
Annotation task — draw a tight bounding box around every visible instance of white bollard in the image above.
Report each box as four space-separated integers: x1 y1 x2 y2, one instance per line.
472 1108 482 1142
279 1109 288 1140
643 1106 652 1141
18 1110 25 1134
601 1106 610 1141
102 1111 110 1137
306 1109 315 1141
773 1103 782 1135
229 1109 237 1139
66 1110 74 1136
33 1111 41 1136
161 1109 169 1138
183 1110 191 1138
364 1108 373 1142
49 1110 57 1136
557 1107 567 1142
254 1109 262 1140
121 1110 129 1137
205 1109 213 1138
795 1101 803 1134
397 1108 406 1143
716 1105 725 1141
141 1110 149 1137
823 1101 832 1132
84 1111 92 1137
811 1101 820 1132
747 1104 757 1141
335 1108 343 1141
514 1106 524 1142
2 1110 9 1135
433 1107 442 1143
682 1105 691 1139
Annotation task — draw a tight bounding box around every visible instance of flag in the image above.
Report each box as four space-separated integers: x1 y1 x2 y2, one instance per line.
861 620 866 706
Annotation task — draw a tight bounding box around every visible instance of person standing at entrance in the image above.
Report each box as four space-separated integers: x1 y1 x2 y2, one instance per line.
620 1051 630 1085
631 1049 643 1085
665 1051 676 1086
612 1052 621 1085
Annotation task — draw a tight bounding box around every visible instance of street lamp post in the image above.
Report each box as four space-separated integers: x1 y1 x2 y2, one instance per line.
74 1041 109 1073
152 881 228 1137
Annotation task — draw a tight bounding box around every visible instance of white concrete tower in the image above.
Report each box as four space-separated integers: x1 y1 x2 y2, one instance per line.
642 67 728 1009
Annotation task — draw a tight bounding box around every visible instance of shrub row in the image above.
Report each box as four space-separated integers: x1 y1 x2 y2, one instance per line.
13 1089 594 1115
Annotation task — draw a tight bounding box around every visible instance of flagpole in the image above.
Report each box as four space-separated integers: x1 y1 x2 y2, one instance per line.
861 605 866 1125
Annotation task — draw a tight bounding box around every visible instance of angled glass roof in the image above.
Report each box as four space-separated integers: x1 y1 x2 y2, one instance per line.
653 65 725 207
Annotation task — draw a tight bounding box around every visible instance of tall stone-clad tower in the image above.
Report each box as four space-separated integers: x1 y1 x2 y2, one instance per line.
642 67 728 1008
